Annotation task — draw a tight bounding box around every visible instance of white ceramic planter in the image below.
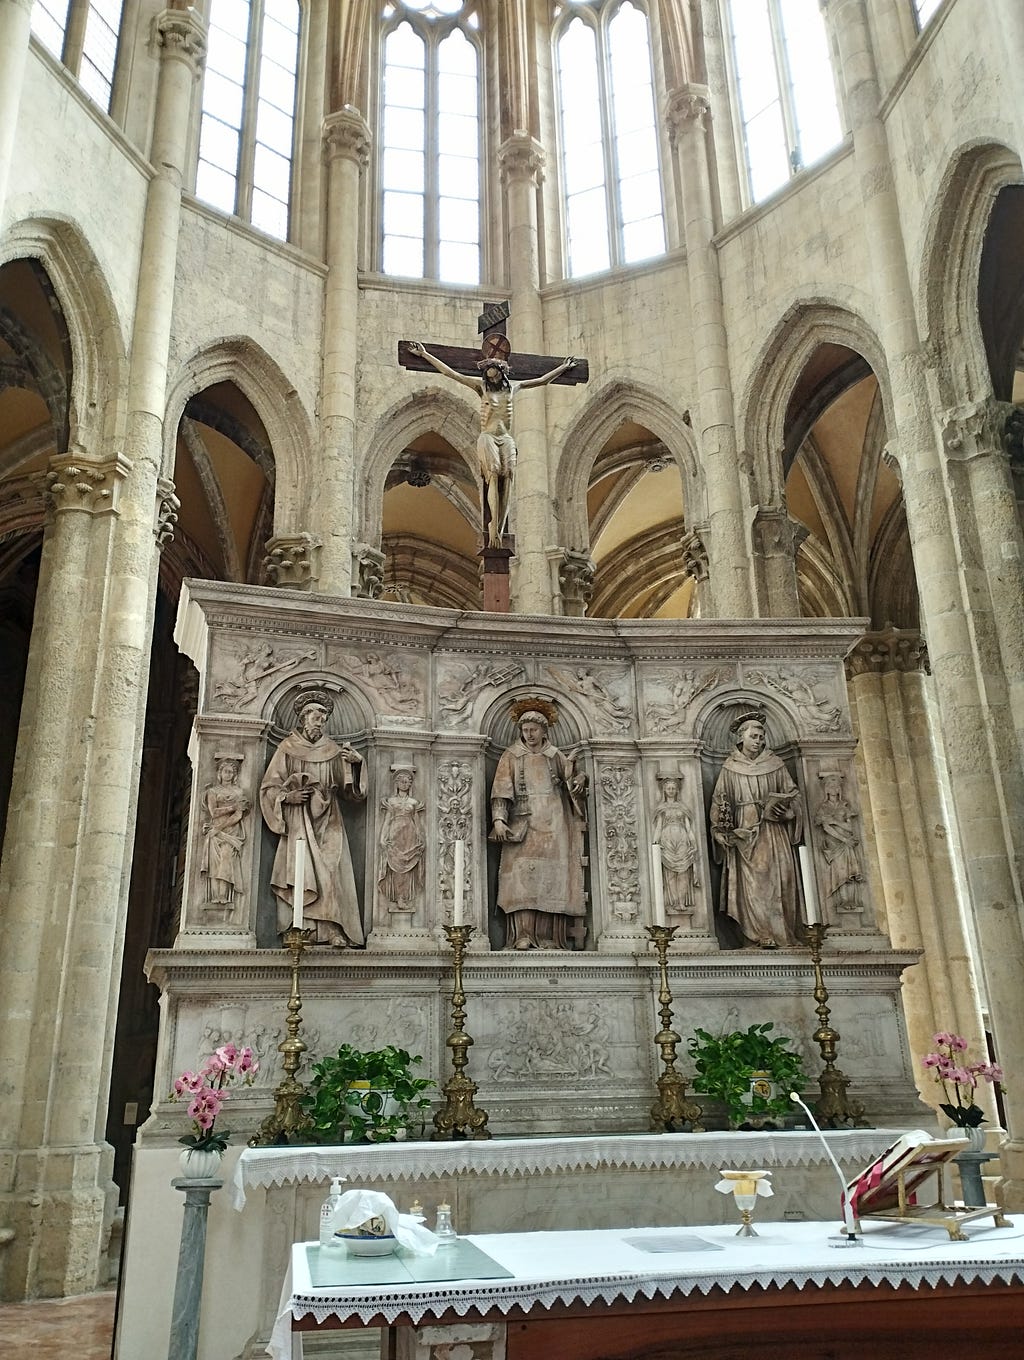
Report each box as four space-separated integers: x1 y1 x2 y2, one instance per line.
177 1147 224 1179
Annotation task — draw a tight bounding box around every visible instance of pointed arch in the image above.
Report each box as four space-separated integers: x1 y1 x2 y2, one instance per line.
553 378 698 550
738 299 894 503
163 337 314 528
918 139 1024 406
0 216 128 452
359 386 480 546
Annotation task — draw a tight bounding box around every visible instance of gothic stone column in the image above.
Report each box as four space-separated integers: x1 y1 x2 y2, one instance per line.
316 108 371 596
498 131 552 615
829 0 1024 1192
0 9 207 1300
751 504 804 617
666 87 755 618
847 630 994 1125
0 0 33 221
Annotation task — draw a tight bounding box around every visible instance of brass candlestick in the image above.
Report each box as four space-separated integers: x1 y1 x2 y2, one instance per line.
646 925 703 1132
251 926 315 1146
432 923 491 1140
799 921 867 1128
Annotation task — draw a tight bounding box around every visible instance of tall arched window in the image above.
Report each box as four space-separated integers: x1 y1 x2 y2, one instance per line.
725 0 843 205
380 1 482 284
196 0 301 242
30 0 126 114
555 0 666 279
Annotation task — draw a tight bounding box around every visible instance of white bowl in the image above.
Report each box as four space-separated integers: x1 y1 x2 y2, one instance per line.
338 1232 397 1257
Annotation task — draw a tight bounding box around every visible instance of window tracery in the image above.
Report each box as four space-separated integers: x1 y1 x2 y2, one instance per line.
379 0 482 284
553 0 666 278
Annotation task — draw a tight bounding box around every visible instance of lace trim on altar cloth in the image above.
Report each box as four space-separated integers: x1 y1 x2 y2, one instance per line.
266 1220 1024 1357
232 1130 899 1211
287 1260 1024 1325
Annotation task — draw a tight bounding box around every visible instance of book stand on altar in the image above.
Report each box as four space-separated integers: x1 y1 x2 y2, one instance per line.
846 1134 1010 1241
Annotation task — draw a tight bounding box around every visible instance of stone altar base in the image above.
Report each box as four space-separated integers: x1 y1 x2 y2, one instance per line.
143 948 923 1140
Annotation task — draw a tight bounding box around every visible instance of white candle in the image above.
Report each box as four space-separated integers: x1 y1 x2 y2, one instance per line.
453 840 465 927
651 843 667 927
293 837 306 929
799 845 820 925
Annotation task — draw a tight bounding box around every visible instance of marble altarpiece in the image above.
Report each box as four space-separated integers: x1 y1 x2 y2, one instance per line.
145 581 923 1143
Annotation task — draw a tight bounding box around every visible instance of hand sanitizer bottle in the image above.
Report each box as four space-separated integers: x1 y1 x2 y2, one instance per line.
320 1176 345 1250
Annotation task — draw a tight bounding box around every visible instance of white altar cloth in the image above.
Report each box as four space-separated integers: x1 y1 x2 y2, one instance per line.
268 1217 1024 1357
233 1129 899 1211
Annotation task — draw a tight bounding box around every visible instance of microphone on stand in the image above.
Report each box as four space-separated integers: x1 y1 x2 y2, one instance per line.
789 1092 862 1246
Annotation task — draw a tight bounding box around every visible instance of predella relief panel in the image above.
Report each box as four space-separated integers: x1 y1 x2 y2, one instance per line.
178 622 876 954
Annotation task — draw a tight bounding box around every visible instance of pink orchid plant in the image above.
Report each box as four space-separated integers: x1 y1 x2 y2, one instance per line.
169 1043 259 1153
921 1031 1003 1130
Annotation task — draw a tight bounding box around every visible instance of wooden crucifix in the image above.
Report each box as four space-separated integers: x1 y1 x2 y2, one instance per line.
399 301 589 611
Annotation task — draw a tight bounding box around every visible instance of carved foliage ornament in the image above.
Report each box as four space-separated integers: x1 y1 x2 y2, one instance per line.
437 759 472 909
156 477 179 545
323 107 372 167
599 764 639 919
156 9 207 71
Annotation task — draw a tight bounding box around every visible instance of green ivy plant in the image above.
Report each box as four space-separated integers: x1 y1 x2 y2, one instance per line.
301 1044 434 1143
687 1023 808 1127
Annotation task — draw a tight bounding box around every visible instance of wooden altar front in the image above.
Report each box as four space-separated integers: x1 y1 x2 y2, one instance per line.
276 1219 1024 1360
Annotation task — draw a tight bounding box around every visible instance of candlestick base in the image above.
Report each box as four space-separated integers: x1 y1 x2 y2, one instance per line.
250 926 315 1146
645 926 703 1133
432 923 492 1141
797 921 869 1129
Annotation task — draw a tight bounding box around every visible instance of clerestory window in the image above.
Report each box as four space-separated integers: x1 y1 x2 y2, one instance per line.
724 0 843 205
913 0 942 28
30 0 126 115
554 0 666 279
195 0 301 242
379 0 482 285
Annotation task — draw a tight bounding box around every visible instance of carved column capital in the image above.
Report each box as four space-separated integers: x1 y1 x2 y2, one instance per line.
323 106 372 168
40 453 131 518
679 526 709 582
845 627 929 679
155 476 179 546
497 131 546 186
352 542 386 599
752 504 804 557
154 7 207 76
263 532 321 589
665 84 711 144
551 547 596 617
941 398 1015 464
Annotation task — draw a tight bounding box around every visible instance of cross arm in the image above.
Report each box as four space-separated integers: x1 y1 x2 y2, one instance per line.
398 341 589 386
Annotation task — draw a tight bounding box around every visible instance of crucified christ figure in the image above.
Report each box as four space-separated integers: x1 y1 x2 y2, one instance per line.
407 341 576 548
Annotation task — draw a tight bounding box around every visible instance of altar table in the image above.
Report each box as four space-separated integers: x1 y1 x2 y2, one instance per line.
271 1217 1024 1360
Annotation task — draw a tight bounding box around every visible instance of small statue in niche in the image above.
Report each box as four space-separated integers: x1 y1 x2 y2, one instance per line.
377 764 426 913
259 688 367 946
489 701 588 950
200 752 250 906
814 767 864 911
651 770 699 915
709 710 803 948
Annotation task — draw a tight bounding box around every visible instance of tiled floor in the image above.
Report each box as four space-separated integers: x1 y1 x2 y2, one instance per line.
0 1289 115 1358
